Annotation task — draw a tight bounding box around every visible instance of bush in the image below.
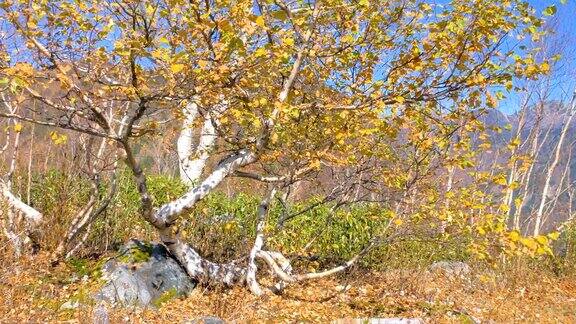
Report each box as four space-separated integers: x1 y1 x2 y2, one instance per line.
19 169 490 270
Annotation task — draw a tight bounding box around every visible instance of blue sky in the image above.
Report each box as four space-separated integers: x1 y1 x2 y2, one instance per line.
499 0 576 113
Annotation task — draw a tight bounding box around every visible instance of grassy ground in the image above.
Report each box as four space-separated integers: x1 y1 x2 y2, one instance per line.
1 251 575 323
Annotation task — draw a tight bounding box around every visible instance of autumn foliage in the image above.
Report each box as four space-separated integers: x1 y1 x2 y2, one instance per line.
1 0 575 321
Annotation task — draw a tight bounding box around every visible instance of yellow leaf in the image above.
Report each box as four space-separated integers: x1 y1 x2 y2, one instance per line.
420 3 432 11
270 132 279 144
479 274 491 283
309 159 321 169
535 235 548 245
254 47 267 57
170 63 185 73
198 60 209 69
520 237 537 250
394 219 403 226
50 131 68 145
13 123 23 132
514 197 522 209
394 96 405 104
508 231 520 242
493 175 508 186
255 16 265 27
540 61 550 73
282 37 295 46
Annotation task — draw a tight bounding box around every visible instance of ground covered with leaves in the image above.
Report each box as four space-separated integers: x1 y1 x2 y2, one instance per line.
1 252 575 323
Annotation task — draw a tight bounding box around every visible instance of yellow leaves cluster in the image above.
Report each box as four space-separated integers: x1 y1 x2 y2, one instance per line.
254 15 265 28
506 230 560 256
254 47 268 58
394 96 406 104
170 63 185 73
49 131 68 145
492 174 508 186
1 63 41 91
507 137 521 151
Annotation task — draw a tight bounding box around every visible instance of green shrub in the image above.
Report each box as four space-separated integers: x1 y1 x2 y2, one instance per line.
22 168 474 270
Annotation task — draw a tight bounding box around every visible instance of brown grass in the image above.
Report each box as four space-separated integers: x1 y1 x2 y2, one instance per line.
1 251 575 323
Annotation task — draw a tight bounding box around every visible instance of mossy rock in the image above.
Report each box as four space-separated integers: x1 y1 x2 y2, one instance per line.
117 239 154 264
94 239 196 307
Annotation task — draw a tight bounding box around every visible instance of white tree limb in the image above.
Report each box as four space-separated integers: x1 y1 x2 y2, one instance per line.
247 187 276 295
155 149 257 226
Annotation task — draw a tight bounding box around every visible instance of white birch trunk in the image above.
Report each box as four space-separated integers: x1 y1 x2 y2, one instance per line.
177 102 219 186
177 102 200 185
514 116 551 231
542 152 572 226
247 187 276 295
533 92 576 236
0 180 42 225
156 149 257 226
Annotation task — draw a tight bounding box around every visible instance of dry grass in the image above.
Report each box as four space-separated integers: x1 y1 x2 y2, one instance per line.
1 251 575 323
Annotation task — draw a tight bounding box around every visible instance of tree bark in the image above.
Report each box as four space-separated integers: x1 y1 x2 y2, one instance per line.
247 187 276 295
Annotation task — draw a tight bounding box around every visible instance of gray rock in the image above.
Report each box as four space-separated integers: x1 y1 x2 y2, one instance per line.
95 239 196 307
95 264 153 306
429 261 471 277
92 305 109 324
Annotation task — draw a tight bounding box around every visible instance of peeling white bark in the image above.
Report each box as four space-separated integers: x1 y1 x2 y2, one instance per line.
177 102 220 186
0 180 43 225
256 242 369 283
159 228 247 286
156 149 257 226
247 187 276 295
177 102 200 185
185 114 218 183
